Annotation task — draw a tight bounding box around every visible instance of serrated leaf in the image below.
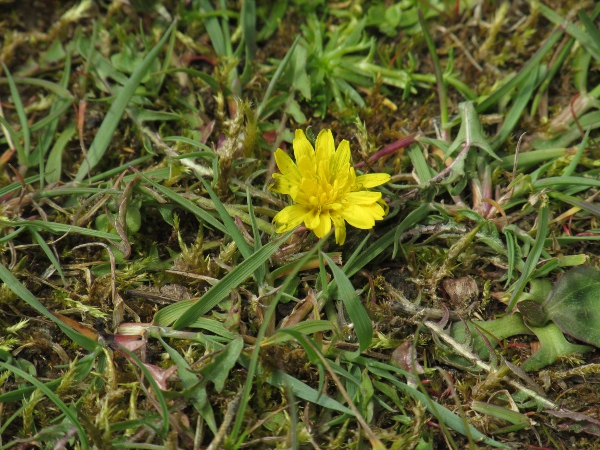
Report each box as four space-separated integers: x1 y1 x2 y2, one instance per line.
446 101 499 160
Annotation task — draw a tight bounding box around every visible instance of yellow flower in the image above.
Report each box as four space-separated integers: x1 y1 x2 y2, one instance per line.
270 129 390 244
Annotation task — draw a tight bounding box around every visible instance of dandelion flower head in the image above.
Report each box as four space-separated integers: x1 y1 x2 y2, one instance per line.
270 129 390 244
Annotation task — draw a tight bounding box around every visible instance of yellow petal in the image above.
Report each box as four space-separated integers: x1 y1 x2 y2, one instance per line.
312 210 332 238
354 173 391 189
340 204 377 229
331 213 346 245
344 191 382 205
274 149 301 181
273 204 310 232
293 129 315 163
303 208 321 230
333 139 351 174
270 173 299 195
362 202 386 220
315 129 335 171
297 156 316 179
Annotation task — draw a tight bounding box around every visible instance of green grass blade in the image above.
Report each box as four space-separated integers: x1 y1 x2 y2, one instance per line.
134 169 227 234
0 264 98 352
257 35 300 119
172 232 291 330
116 346 170 440
0 76 74 100
229 235 329 441
157 67 218 90
323 252 373 354
477 29 562 113
157 335 218 433
506 204 549 311
548 191 600 217
265 367 354 415
504 227 517 287
247 189 266 284
2 63 30 164
45 122 76 184
239 0 256 85
155 19 177 93
75 21 176 180
200 178 252 258
562 131 589 177
0 220 120 241
342 203 435 277
266 320 334 345
29 227 65 283
537 3 600 61
0 115 25 163
199 0 227 56
0 175 39 197
495 147 569 171
37 54 72 189
408 145 434 183
366 363 508 448
491 66 537 150
88 155 153 182
0 361 89 447
418 10 448 134
579 9 600 59
163 135 213 151
532 176 600 190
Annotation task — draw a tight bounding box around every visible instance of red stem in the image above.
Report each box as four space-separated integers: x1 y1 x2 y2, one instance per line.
354 133 418 169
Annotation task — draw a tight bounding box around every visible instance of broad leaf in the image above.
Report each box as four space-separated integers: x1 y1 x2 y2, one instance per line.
519 267 600 347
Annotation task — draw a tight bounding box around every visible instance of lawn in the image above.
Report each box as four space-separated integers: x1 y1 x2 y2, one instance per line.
1 0 600 448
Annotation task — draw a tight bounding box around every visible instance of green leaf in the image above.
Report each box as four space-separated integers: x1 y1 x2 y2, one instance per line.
322 252 373 354
537 3 600 62
521 323 593 372
449 313 531 367
408 146 434 183
471 401 530 432
446 101 499 160
197 336 244 392
246 190 266 285
521 267 600 347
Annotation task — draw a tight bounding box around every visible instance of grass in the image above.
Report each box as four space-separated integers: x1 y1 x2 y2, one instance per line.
1 0 600 448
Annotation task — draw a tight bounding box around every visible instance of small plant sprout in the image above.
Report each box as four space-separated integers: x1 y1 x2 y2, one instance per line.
269 129 390 244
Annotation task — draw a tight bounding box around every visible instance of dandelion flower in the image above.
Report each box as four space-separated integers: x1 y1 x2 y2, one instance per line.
270 129 390 244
